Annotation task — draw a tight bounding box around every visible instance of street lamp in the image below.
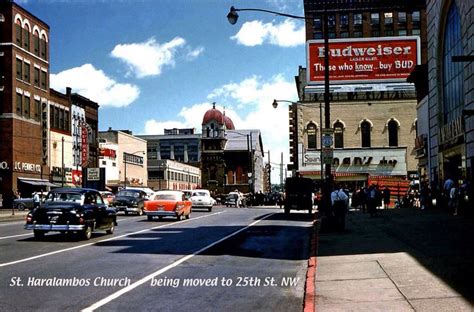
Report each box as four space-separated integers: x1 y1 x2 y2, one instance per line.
123 150 145 189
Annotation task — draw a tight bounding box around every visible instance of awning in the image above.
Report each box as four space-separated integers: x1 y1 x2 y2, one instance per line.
18 178 58 187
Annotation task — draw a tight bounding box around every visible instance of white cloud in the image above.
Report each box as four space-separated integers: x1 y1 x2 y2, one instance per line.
50 64 140 108
231 19 305 47
142 75 298 181
111 37 203 78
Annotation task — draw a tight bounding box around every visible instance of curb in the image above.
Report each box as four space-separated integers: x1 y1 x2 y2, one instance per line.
303 215 320 312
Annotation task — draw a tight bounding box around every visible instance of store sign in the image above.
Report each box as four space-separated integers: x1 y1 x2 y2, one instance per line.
41 102 48 165
306 36 420 84
81 127 88 166
0 161 9 170
87 168 100 181
304 154 321 165
14 161 41 173
440 116 464 145
99 148 117 159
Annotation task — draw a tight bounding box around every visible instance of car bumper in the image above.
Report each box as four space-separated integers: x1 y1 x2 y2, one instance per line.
191 203 212 208
25 223 85 231
113 206 140 213
144 210 177 217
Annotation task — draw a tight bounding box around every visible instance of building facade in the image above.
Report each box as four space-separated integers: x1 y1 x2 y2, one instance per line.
294 0 427 191
424 0 474 186
146 159 200 191
98 129 147 191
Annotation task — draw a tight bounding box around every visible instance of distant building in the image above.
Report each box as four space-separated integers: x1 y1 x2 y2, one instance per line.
98 129 147 192
147 159 200 191
200 104 264 195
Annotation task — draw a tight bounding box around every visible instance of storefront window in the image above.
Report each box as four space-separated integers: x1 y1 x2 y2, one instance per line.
442 3 464 124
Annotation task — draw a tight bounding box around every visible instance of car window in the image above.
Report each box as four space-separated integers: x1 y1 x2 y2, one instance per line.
45 192 82 203
154 194 177 200
95 193 104 205
117 191 140 197
193 191 208 197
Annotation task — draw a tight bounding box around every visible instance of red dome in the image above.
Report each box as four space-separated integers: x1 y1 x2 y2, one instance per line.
223 115 235 130
202 104 224 125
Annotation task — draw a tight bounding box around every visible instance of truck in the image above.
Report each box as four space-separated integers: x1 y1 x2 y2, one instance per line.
284 176 314 215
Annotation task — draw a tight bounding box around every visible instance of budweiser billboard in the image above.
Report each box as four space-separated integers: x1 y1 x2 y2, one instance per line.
306 36 420 85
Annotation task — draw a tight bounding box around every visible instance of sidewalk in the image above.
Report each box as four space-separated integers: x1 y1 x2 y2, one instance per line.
0 208 28 222
313 208 474 311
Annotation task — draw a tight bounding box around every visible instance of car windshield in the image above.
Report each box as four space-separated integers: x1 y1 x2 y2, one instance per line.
154 194 177 200
117 191 139 197
45 192 83 203
227 194 238 199
192 191 208 197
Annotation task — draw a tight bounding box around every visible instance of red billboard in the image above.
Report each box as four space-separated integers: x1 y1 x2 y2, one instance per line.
306 36 420 85
81 127 88 166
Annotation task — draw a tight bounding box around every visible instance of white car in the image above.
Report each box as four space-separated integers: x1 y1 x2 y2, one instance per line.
189 189 214 212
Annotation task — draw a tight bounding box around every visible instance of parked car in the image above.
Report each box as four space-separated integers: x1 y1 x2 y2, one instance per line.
108 189 147 215
189 189 214 212
284 176 314 215
144 190 192 221
225 191 243 207
24 188 117 240
99 191 115 205
13 192 47 210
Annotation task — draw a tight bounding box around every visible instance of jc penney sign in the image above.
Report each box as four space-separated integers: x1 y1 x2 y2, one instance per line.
306 36 420 84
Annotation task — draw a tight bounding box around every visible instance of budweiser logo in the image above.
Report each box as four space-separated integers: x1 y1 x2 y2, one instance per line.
318 44 412 58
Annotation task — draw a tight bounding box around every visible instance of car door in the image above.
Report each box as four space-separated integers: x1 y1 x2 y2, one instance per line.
94 192 110 229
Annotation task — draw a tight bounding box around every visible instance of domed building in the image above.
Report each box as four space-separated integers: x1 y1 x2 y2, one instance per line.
200 103 265 196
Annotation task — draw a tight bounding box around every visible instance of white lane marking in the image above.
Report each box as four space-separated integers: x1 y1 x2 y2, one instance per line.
81 212 275 312
0 221 25 226
0 211 225 268
0 216 142 240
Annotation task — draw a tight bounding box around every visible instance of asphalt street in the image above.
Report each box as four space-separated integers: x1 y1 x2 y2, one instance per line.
0 206 313 312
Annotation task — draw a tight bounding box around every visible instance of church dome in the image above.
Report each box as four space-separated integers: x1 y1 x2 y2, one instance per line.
223 115 235 130
202 103 224 125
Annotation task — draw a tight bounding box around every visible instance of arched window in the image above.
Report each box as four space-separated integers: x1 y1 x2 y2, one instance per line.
388 119 399 147
442 3 464 124
334 121 344 148
361 121 371 147
306 122 317 149
33 30 40 56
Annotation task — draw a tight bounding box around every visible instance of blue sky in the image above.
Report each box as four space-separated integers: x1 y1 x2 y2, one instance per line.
21 0 306 179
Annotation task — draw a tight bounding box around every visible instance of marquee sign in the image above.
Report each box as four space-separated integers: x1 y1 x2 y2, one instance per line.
306 36 420 85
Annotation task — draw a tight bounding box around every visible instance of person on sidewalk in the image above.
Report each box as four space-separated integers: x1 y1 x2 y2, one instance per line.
33 192 41 209
382 186 391 209
331 184 349 231
449 181 460 216
366 184 380 217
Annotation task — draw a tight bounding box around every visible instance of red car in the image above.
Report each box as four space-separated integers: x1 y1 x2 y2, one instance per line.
144 190 192 221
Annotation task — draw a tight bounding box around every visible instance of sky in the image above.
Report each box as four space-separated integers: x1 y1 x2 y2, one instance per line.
20 0 307 182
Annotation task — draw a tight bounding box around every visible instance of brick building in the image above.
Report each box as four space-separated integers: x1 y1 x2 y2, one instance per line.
293 0 427 191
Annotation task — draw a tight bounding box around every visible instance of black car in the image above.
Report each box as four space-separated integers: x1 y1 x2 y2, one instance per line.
25 188 117 240
108 189 147 215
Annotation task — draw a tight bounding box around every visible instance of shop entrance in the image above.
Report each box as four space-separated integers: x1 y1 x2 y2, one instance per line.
443 154 463 182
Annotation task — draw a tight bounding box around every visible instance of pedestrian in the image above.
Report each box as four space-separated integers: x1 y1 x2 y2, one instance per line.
33 192 40 209
366 184 380 217
382 186 391 209
449 181 460 216
331 184 349 231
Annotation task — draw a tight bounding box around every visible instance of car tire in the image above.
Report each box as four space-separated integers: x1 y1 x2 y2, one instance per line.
185 212 190 220
33 230 45 239
82 225 92 240
124 211 128 216
18 203 26 211
106 222 115 234
147 215 153 221
176 214 183 221
208 207 212 212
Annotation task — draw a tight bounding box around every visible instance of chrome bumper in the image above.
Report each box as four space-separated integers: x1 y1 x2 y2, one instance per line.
144 210 176 217
25 223 85 231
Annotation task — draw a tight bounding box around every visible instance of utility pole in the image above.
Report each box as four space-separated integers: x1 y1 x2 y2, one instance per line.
280 152 284 187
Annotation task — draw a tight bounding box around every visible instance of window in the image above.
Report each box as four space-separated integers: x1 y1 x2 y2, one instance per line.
328 15 336 29
340 14 349 28
385 30 394 36
313 16 322 30
23 62 30 83
34 99 41 121
442 3 464 124
15 23 22 45
23 28 29 51
334 121 344 148
361 121 371 148
16 59 22 79
16 93 22 115
24 96 30 118
34 67 40 87
353 13 363 26
384 12 393 25
388 120 398 146
398 12 407 24
40 37 47 60
307 122 317 149
59 109 64 130
33 33 40 56
41 70 47 89
353 31 363 38
371 13 380 27
398 29 407 36
340 31 349 38
54 106 59 128
65 110 69 131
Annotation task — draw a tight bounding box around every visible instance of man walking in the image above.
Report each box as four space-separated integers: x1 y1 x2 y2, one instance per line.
331 184 349 231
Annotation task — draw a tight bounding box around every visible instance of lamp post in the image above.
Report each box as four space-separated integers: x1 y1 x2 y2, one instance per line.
123 150 145 189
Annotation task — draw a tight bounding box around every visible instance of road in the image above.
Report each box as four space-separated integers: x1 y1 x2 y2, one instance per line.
0 206 313 311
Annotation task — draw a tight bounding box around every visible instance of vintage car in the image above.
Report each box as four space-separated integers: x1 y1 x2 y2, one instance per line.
13 192 47 210
24 188 117 240
144 190 192 221
99 191 115 205
108 189 147 215
225 191 243 207
189 189 214 212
